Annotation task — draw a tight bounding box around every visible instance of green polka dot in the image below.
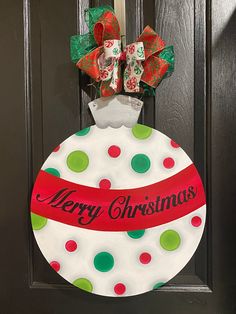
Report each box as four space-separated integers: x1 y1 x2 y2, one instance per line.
127 229 145 239
75 127 90 136
31 213 47 230
153 282 165 290
131 154 151 173
73 278 93 292
45 167 60 177
132 124 152 139
160 230 181 251
94 252 114 272
67 150 89 172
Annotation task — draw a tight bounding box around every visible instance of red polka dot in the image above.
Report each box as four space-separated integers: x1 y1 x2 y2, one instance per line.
50 261 60 272
139 252 152 264
108 145 121 158
170 140 179 148
114 283 126 295
99 179 111 189
53 145 60 152
191 216 202 227
163 157 175 169
65 240 77 252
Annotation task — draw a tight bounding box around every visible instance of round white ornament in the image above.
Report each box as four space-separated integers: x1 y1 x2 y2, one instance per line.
31 95 206 297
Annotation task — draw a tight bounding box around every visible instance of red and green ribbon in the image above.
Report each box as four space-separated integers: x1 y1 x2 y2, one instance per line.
70 6 175 97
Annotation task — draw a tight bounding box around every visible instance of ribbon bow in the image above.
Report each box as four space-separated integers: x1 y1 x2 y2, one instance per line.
70 6 174 97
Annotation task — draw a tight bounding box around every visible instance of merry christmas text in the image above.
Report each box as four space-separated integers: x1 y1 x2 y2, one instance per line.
35 186 197 226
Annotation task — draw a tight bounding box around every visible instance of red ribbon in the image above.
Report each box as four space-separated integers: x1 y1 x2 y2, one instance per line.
137 26 170 88
31 164 205 232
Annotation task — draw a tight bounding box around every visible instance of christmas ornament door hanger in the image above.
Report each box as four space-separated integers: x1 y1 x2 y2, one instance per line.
30 5 206 297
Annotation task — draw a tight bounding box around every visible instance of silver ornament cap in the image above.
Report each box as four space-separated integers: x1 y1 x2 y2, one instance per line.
88 95 143 128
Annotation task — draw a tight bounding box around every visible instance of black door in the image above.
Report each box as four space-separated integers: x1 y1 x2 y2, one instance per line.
1 0 236 313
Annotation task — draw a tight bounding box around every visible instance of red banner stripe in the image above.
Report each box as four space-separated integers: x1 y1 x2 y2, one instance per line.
31 164 206 231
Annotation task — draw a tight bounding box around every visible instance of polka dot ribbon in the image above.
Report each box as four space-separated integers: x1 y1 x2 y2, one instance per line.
70 6 175 97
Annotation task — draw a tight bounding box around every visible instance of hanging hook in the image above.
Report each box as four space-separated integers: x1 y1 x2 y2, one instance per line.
114 0 126 48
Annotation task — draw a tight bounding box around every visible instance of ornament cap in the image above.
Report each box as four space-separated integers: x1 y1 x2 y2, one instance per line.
88 95 143 128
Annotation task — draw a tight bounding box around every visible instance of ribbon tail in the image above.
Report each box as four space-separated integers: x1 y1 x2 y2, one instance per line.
124 42 145 92
124 61 144 92
98 39 122 95
109 59 120 91
100 64 122 97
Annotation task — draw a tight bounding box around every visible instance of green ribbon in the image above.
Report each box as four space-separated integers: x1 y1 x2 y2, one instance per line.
140 46 174 96
140 82 156 96
70 5 114 63
159 45 175 79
